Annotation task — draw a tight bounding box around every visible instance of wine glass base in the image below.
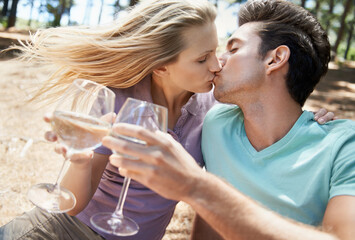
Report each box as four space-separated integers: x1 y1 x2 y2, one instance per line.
27 183 76 213
90 212 139 236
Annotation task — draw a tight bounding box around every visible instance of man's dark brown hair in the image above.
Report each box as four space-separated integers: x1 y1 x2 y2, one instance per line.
239 0 331 106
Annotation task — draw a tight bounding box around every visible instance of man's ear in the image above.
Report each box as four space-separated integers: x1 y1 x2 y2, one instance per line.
265 45 290 75
153 65 169 77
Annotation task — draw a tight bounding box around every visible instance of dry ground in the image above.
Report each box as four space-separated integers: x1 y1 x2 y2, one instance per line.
0 57 354 239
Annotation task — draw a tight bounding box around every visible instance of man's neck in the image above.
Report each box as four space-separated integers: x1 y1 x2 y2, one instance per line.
241 95 303 152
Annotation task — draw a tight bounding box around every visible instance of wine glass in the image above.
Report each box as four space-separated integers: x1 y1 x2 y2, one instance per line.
90 97 168 236
27 79 115 213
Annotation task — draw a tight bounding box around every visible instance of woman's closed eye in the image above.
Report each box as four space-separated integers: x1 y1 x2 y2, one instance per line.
198 56 208 63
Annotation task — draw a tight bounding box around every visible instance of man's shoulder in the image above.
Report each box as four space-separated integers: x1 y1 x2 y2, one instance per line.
313 119 355 148
321 119 355 136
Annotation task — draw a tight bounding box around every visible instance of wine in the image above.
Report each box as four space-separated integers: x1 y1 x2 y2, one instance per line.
52 111 110 152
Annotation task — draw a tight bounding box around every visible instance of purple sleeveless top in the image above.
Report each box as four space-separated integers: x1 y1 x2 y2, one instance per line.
76 75 217 240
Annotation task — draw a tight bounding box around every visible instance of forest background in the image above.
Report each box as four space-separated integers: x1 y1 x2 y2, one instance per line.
0 0 354 239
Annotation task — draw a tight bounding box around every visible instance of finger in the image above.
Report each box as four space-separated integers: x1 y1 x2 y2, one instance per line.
54 144 66 155
103 135 149 160
111 123 165 145
43 113 53 123
118 167 144 185
318 112 335 124
45 131 57 142
100 112 116 124
69 151 93 161
109 154 153 175
313 108 327 121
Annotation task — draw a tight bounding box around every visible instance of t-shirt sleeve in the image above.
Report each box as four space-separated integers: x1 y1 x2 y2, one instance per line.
329 126 355 199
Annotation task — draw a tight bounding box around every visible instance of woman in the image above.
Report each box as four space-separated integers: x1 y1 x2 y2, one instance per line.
0 0 332 239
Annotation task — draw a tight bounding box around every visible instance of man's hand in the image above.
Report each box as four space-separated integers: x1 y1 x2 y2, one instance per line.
102 123 203 201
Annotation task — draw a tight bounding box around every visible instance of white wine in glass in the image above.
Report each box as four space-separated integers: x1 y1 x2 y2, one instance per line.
90 97 168 236
27 79 115 213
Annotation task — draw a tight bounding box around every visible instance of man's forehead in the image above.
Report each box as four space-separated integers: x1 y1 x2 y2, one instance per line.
227 23 260 47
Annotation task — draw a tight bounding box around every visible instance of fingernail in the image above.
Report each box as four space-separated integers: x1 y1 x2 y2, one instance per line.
319 118 325 124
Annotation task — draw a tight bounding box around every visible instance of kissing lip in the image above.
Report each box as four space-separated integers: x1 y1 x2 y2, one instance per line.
211 73 220 83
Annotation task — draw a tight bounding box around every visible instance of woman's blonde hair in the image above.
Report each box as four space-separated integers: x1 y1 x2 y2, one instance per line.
15 0 216 102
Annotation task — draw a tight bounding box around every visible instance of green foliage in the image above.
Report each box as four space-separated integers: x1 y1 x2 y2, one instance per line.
16 17 47 29
338 44 355 60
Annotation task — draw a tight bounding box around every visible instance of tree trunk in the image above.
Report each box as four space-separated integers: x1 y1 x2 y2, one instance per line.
27 0 35 27
301 0 307 8
113 0 121 18
344 5 355 59
6 0 20 29
129 0 138 6
67 0 74 25
98 0 104 24
314 0 321 18
82 0 93 25
332 0 353 54
1 0 9 17
52 0 67 27
325 0 335 34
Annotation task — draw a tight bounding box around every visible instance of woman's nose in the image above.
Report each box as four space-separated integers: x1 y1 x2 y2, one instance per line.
210 55 222 72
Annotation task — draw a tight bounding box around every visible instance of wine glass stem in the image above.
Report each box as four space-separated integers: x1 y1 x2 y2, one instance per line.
113 177 131 217
52 156 70 192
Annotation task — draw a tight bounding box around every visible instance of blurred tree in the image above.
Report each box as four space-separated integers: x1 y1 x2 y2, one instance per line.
82 0 93 25
7 0 20 28
113 0 121 17
344 1 355 59
301 0 306 8
1 0 9 18
129 0 138 6
113 0 138 19
25 0 35 26
37 0 47 24
47 0 67 26
332 0 353 55
312 0 321 18
325 0 335 34
98 0 104 24
67 0 74 25
47 0 74 27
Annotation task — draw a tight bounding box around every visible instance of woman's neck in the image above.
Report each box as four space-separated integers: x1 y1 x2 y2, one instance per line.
151 74 193 129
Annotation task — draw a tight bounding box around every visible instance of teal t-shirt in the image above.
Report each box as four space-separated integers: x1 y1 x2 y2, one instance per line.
202 104 355 226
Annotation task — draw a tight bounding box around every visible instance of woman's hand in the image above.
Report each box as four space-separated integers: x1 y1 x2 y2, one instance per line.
43 113 93 166
313 108 337 124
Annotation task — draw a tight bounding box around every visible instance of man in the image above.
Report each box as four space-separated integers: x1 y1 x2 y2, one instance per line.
103 0 355 239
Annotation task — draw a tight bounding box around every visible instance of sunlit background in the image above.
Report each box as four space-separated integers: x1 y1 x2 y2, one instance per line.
0 0 353 60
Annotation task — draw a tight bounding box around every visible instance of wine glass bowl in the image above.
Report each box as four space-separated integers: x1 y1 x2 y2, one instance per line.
27 79 115 213
90 97 168 236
